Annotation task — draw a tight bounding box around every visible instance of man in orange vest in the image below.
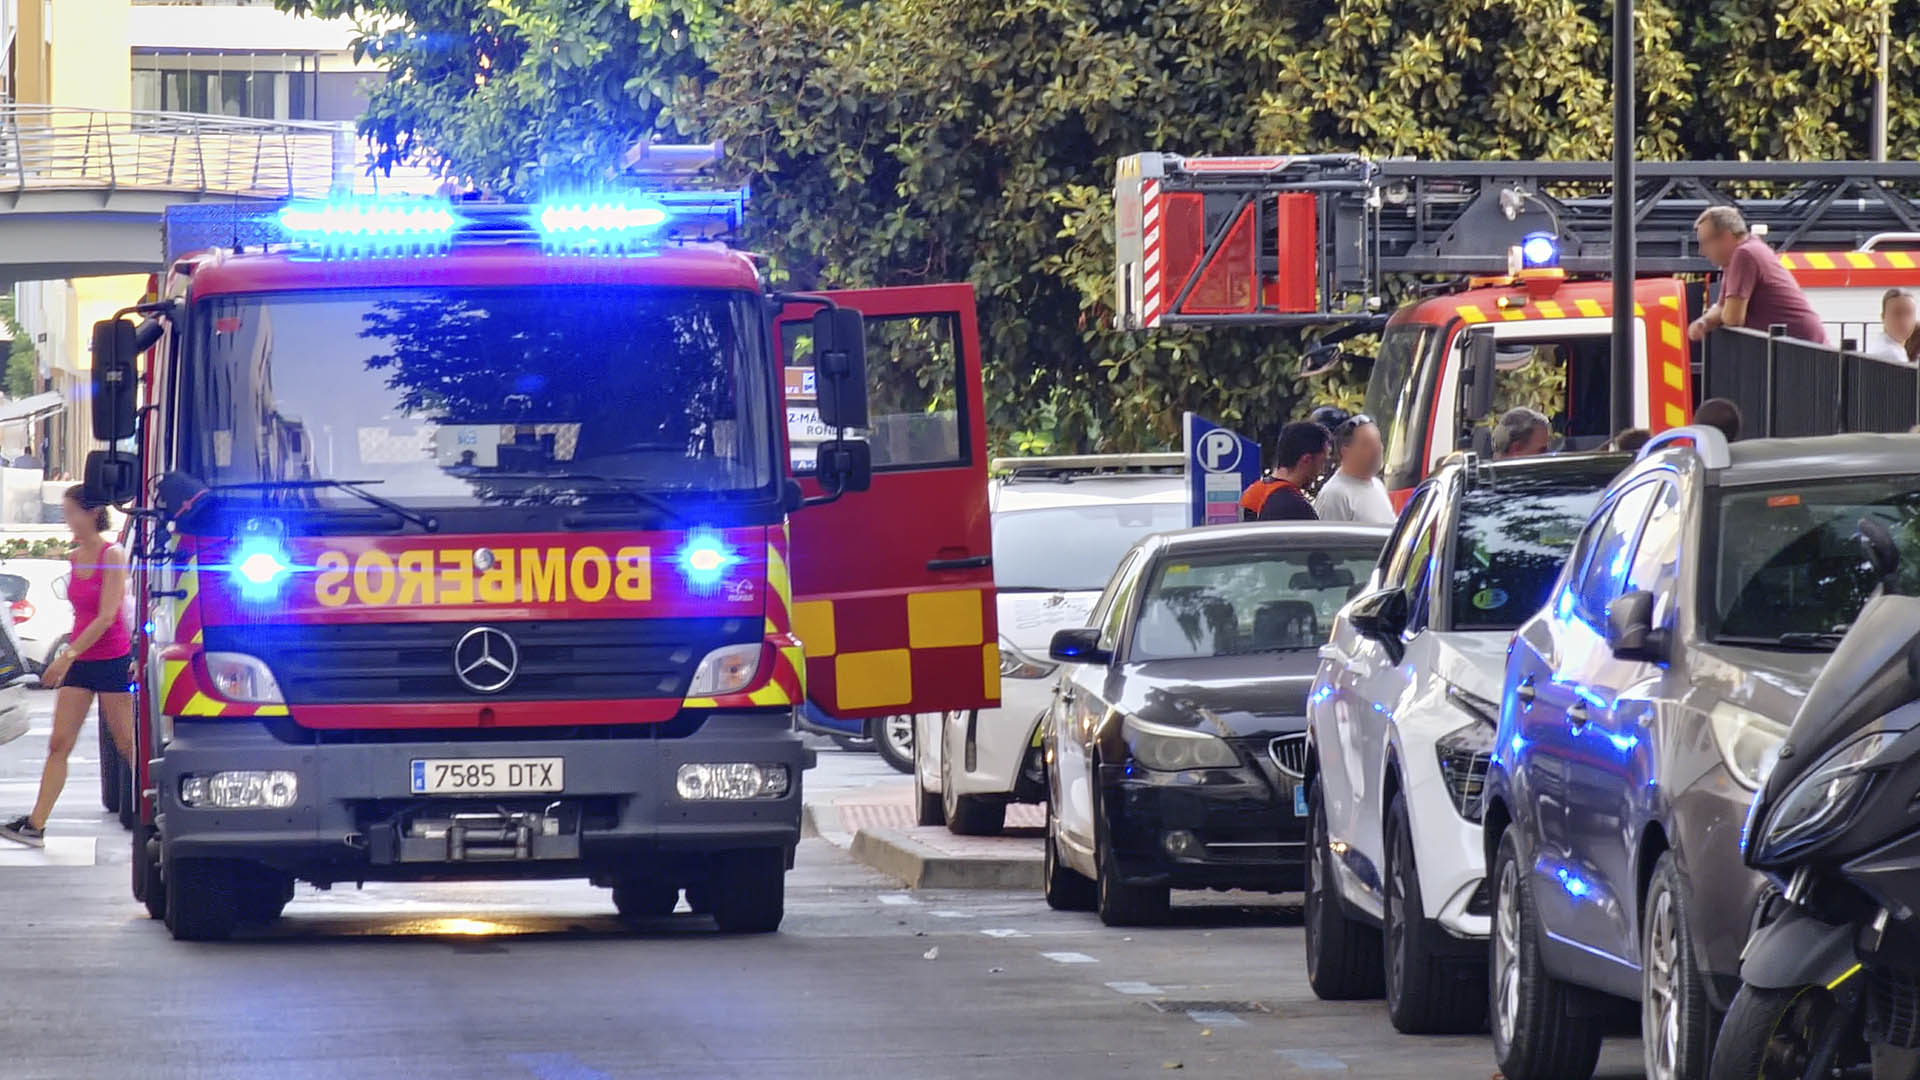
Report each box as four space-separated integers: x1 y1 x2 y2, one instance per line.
1240 422 1331 521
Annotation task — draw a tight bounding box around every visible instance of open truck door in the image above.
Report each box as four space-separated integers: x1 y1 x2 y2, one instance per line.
779 284 1000 718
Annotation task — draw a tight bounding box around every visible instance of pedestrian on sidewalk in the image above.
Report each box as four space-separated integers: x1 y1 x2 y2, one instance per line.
1688 207 1828 345
1 487 136 849
1256 421 1331 522
1315 414 1395 524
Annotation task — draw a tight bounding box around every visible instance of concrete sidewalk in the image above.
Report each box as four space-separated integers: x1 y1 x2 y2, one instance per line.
803 775 1046 890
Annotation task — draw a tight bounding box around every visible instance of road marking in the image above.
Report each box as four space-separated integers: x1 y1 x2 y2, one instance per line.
509 1053 613 1080
878 892 918 906
1041 951 1097 964
1105 980 1165 995
1186 1011 1246 1027
1276 1050 1348 1072
930 910 970 918
979 928 1029 938
0 836 95 866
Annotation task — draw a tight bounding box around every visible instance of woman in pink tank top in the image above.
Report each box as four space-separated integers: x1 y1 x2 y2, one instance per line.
1 486 136 848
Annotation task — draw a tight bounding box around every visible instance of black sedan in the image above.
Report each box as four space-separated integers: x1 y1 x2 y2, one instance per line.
1041 522 1390 925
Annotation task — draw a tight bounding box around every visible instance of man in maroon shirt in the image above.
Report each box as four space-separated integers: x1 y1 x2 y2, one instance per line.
1687 207 1828 344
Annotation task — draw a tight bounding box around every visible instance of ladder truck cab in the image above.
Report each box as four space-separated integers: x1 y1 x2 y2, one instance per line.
87 145 1001 940
1113 153 1920 502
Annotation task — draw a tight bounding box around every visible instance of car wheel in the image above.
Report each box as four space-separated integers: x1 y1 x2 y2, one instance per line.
708 849 785 934
913 716 945 827
613 879 681 921
1489 828 1604 1080
1642 852 1714 1080
1042 797 1096 911
1303 776 1384 1000
165 856 243 942
1706 983 1846 1080
1093 793 1168 927
829 733 874 753
942 721 1006 836
99 721 123 815
874 714 915 774
1384 791 1486 1033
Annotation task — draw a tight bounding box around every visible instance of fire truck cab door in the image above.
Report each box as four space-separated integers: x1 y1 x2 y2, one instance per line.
779 283 1000 720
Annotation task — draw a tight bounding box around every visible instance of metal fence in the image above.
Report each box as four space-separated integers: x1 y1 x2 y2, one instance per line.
0 104 356 200
1702 326 1918 437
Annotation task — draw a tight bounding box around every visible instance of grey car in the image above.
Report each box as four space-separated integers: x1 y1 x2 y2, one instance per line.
1482 428 1920 1080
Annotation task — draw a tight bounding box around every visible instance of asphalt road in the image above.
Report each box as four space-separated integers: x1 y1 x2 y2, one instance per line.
0 696 1649 1080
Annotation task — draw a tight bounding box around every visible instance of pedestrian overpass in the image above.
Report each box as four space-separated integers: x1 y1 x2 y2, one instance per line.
1 105 437 285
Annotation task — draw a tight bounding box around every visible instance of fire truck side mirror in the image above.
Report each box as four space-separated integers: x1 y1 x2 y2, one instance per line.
90 318 140 442
810 308 869 431
83 450 138 506
1462 327 1498 426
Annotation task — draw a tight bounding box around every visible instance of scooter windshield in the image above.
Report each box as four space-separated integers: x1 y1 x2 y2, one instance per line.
1762 594 1920 804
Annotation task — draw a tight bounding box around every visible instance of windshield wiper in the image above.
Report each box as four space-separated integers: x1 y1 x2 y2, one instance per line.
1717 632 1846 651
480 472 687 526
212 479 440 533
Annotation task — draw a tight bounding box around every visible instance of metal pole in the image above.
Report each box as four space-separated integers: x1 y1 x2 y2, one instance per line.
1610 0 1636 435
1872 4 1889 161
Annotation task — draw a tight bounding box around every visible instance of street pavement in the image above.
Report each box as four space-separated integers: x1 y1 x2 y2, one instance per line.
0 696 1649 1079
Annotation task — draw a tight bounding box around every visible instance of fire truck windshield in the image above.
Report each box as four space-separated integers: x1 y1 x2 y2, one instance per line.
177 285 776 511
1364 324 1438 492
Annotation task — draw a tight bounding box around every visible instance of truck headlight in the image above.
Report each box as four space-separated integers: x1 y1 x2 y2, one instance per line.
202 652 285 705
1123 714 1239 771
675 763 790 800
1755 729 1906 860
180 770 298 809
1708 702 1788 791
688 643 761 696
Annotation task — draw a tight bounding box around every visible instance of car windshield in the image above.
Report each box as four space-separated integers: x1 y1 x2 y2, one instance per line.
992 503 1188 591
178 286 775 508
1450 471 1616 631
1131 546 1380 660
1713 474 1920 646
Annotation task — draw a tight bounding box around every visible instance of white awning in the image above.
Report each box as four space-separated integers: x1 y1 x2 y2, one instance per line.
0 392 64 427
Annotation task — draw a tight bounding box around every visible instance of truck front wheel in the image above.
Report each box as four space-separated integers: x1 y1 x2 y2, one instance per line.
613 879 680 921
707 849 785 934
165 857 243 941
132 825 165 920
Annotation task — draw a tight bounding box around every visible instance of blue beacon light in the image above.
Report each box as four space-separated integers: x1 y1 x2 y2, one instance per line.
276 200 459 251
1519 231 1560 269
232 535 294 601
677 532 739 590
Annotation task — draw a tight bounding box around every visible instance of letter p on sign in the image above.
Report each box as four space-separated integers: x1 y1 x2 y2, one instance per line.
1198 429 1242 473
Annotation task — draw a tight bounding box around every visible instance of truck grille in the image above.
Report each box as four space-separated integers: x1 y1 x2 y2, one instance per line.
205 618 758 704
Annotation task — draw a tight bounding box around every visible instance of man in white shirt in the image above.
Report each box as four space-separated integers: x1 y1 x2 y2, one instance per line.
1862 288 1917 365
1314 414 1396 524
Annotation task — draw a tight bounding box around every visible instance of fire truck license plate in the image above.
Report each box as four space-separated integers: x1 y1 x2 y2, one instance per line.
410 758 564 795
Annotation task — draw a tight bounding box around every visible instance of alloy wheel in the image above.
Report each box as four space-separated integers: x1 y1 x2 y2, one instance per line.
1493 858 1522 1049
1387 825 1408 1004
1643 888 1681 1080
883 715 913 756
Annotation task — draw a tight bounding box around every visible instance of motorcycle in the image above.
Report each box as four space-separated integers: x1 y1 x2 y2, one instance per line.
1711 523 1920 1080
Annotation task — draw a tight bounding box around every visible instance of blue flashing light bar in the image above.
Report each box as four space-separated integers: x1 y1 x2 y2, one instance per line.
277 200 458 254
1519 231 1560 269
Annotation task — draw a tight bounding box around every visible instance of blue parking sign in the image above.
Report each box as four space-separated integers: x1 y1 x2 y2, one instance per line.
1183 413 1262 527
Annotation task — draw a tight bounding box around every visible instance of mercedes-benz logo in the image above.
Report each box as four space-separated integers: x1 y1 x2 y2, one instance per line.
453 626 519 694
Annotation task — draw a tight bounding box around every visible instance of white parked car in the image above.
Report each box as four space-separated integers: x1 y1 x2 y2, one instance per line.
0 594 34 745
1304 453 1625 1033
914 455 1187 834
0 558 74 673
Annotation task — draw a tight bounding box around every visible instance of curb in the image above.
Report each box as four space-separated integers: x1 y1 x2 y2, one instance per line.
847 827 1043 890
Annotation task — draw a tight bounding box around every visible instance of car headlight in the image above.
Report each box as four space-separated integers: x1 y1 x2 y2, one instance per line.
1707 702 1789 791
1755 729 1906 860
688 643 761 696
1000 640 1057 680
180 770 298 809
1122 714 1239 771
202 652 285 705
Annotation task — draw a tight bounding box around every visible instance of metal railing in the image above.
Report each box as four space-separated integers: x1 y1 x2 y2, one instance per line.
1702 327 1919 437
0 105 357 200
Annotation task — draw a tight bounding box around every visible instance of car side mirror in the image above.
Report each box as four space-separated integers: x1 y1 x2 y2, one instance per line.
90 318 139 442
1607 589 1667 662
1049 627 1111 666
810 307 869 431
1348 587 1409 663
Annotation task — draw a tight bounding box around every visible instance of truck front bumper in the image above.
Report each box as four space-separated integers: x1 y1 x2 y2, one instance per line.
155 713 810 884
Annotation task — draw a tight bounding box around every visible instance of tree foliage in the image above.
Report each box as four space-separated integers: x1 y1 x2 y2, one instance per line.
279 0 1920 452
1 295 39 400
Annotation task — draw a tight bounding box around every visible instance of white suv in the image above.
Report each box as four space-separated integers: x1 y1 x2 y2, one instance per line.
915 456 1187 834
1304 453 1624 1033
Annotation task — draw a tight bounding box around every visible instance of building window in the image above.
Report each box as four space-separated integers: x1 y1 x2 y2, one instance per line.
131 51 355 121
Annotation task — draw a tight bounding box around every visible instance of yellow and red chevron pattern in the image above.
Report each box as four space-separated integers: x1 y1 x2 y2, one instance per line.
686 526 807 710
1779 249 1920 287
157 560 289 718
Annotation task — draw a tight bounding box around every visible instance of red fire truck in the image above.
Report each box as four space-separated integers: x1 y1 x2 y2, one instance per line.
1113 154 1920 501
85 146 1000 940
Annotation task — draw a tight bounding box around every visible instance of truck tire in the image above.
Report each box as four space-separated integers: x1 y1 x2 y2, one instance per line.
166 857 243 941
132 825 166 920
613 880 680 921
1383 792 1485 1033
1304 778 1384 1000
99 722 122 815
708 849 785 934
239 868 294 926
